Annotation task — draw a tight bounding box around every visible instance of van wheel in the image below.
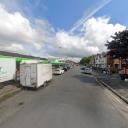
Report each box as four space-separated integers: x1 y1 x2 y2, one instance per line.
43 82 47 87
34 86 38 91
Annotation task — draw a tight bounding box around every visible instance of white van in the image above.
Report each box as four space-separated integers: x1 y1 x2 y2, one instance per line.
20 63 52 89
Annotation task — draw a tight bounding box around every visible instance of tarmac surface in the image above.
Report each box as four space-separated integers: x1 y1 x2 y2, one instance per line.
0 66 128 128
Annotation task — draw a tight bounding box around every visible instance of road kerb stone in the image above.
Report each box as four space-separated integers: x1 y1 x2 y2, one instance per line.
94 76 128 105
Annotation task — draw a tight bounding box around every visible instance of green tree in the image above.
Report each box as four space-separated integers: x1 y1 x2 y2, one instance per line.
106 30 128 59
106 29 128 70
80 56 92 65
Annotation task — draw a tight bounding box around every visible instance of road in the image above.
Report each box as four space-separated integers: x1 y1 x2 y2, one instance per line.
0 66 128 128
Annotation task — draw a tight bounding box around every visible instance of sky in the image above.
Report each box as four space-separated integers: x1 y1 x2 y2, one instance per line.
0 0 127 60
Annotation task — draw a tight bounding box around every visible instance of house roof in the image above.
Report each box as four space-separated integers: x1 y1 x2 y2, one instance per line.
0 51 46 61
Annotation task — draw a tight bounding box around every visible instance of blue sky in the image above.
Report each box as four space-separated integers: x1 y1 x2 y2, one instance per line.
95 0 128 26
13 0 99 29
0 0 127 59
7 0 126 30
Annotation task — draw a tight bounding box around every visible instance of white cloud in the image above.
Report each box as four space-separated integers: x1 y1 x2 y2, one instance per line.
70 0 112 32
48 17 126 58
82 17 126 51
0 3 126 60
0 4 53 53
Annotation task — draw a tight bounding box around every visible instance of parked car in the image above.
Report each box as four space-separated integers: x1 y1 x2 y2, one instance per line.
80 66 85 73
63 66 68 71
54 68 64 75
119 67 128 80
63 64 70 71
80 67 85 70
84 67 92 74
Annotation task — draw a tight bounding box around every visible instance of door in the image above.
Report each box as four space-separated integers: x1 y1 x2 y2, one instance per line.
25 66 31 86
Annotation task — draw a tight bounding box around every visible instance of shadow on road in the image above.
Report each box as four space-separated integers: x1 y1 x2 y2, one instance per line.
0 80 20 89
72 74 97 85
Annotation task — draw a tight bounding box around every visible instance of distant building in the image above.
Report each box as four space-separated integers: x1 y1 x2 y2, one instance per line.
92 52 107 69
91 52 122 73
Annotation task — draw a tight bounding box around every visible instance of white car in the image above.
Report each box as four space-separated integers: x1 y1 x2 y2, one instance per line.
54 68 64 75
84 67 92 74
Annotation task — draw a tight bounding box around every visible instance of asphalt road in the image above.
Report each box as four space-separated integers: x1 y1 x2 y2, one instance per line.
0 66 128 128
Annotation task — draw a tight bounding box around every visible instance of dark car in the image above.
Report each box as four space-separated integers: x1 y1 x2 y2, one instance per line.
80 67 85 70
63 64 71 71
63 67 68 71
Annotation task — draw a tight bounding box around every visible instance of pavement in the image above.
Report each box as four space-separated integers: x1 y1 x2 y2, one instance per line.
93 70 128 102
0 81 21 103
0 66 128 128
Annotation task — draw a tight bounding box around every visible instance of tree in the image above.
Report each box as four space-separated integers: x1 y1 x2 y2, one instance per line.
80 56 92 65
106 30 128 60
